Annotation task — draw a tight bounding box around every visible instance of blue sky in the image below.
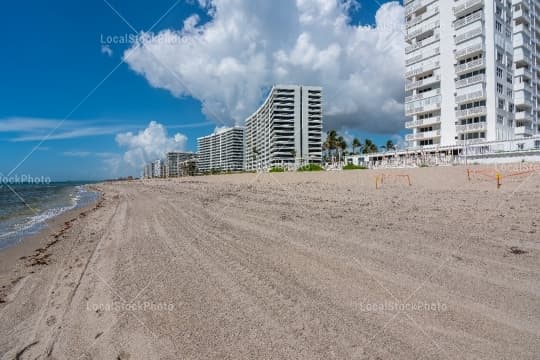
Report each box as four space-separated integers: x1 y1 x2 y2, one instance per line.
0 0 403 180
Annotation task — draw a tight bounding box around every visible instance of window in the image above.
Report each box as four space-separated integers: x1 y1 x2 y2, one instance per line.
498 98 505 109
496 51 503 63
497 83 503 94
497 67 503 78
496 21 502 33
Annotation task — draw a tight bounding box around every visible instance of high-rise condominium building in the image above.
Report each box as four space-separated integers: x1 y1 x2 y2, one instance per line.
197 127 244 173
405 0 540 149
244 85 323 170
167 151 197 177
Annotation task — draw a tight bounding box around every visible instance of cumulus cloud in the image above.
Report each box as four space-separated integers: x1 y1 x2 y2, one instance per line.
124 0 405 134
115 121 188 168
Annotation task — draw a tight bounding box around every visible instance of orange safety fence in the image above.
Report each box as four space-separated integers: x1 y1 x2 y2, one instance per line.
375 174 412 189
467 167 540 188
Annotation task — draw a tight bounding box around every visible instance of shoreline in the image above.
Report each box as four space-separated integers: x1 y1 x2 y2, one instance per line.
0 186 104 304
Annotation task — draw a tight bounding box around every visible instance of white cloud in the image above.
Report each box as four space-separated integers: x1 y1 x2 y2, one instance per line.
0 117 126 142
124 0 405 133
115 121 188 168
101 44 113 57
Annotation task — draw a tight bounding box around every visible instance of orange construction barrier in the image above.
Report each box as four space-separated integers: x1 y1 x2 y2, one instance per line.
375 174 412 189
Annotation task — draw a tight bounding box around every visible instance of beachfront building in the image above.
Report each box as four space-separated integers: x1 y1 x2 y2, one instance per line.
152 159 163 178
167 152 197 177
404 0 540 149
197 127 244 173
244 85 323 170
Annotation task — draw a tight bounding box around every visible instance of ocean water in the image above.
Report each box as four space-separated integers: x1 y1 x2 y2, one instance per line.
0 183 99 250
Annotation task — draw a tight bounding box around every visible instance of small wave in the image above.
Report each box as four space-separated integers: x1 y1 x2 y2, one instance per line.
0 185 99 249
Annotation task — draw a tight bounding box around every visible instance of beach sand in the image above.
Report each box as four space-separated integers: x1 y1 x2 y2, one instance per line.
0 165 539 359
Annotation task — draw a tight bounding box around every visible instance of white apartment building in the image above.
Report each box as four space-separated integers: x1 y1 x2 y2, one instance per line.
244 85 323 170
197 127 244 173
167 151 197 177
405 0 540 149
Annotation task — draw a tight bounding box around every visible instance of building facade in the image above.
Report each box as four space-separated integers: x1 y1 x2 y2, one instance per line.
405 0 540 149
244 85 323 170
197 127 244 173
167 152 197 177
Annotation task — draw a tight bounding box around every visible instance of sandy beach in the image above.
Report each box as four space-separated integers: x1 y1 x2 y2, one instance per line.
0 165 539 359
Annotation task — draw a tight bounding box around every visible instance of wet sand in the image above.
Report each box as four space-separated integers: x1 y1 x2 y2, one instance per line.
0 166 539 359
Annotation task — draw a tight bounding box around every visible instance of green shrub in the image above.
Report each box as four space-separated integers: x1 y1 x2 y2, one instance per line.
343 164 368 170
269 166 285 173
297 164 324 172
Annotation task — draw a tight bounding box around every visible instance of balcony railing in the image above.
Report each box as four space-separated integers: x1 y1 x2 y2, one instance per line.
455 58 485 74
453 0 483 17
455 89 486 104
405 116 441 128
405 101 441 116
407 6 439 28
405 74 440 91
455 42 484 59
405 61 440 78
515 126 534 137
455 74 486 88
453 10 483 29
456 122 487 133
405 129 441 141
405 88 441 103
455 27 484 44
405 33 440 54
455 106 487 119
515 111 533 123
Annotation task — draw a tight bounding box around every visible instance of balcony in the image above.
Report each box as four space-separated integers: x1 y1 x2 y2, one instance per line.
405 33 440 54
406 20 439 42
456 122 487 133
455 106 487 119
405 74 440 91
405 129 441 141
405 116 441 128
455 42 484 60
405 101 441 116
406 46 440 66
407 6 439 28
405 0 428 16
455 58 485 74
453 0 483 17
515 66 533 79
455 74 486 88
405 88 441 103
455 89 486 104
454 10 483 29
514 23 531 37
406 60 440 78
515 111 533 123
515 126 534 137
455 27 484 45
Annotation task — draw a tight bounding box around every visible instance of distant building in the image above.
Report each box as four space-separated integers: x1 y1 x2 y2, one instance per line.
197 127 244 173
244 85 323 170
167 152 197 177
143 163 154 179
153 159 163 178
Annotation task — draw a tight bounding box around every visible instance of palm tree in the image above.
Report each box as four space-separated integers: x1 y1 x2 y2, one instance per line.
336 136 347 163
362 139 378 154
324 130 339 164
386 140 396 151
351 138 361 155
